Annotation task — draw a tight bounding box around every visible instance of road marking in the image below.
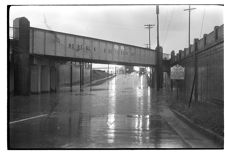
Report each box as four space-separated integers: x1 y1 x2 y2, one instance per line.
9 114 48 125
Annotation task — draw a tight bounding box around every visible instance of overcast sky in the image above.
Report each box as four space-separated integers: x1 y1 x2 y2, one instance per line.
9 5 223 54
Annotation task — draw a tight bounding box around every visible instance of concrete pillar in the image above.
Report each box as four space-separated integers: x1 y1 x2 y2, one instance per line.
83 63 90 83
156 46 163 90
50 66 57 92
90 63 92 84
13 17 30 95
80 62 84 90
30 65 41 93
70 61 72 92
72 62 80 84
55 64 60 92
151 67 156 88
10 61 14 93
108 64 109 77
41 65 50 92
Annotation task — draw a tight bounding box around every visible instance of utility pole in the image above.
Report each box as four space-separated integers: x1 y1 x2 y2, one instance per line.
70 61 73 92
156 5 160 91
144 24 155 49
184 5 197 105
156 5 159 49
184 5 196 54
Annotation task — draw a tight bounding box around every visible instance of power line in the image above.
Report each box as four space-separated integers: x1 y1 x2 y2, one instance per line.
199 8 205 38
162 8 175 46
160 9 170 45
184 5 196 52
43 14 52 30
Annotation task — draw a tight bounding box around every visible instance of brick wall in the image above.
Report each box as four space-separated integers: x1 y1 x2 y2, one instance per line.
171 25 224 105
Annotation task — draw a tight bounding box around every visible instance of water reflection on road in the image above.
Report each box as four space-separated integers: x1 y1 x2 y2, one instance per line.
10 73 189 148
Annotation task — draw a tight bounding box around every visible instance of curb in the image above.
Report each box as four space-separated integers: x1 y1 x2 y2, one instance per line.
60 75 116 90
171 108 224 147
84 75 116 87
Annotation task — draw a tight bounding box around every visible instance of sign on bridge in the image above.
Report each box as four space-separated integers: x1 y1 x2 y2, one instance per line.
28 27 156 66
170 64 185 80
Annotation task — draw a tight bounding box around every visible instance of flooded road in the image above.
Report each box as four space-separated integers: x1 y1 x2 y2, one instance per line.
9 73 219 148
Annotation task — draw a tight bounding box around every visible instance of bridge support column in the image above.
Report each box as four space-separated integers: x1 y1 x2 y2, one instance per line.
30 65 41 93
156 46 163 90
108 64 109 77
41 66 50 92
80 62 84 91
13 17 30 95
55 64 60 92
70 61 73 92
90 63 92 86
152 67 156 88
50 65 58 92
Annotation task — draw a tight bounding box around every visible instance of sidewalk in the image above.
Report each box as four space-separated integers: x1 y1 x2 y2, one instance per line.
167 88 224 144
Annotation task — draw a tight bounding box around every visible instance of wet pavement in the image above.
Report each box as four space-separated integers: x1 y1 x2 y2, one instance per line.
9 73 220 148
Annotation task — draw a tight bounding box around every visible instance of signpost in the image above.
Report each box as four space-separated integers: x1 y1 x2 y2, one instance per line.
170 64 185 100
170 64 185 80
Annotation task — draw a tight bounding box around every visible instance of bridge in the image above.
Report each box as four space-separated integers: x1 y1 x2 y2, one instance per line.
11 17 164 95
15 17 157 66
28 27 156 66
